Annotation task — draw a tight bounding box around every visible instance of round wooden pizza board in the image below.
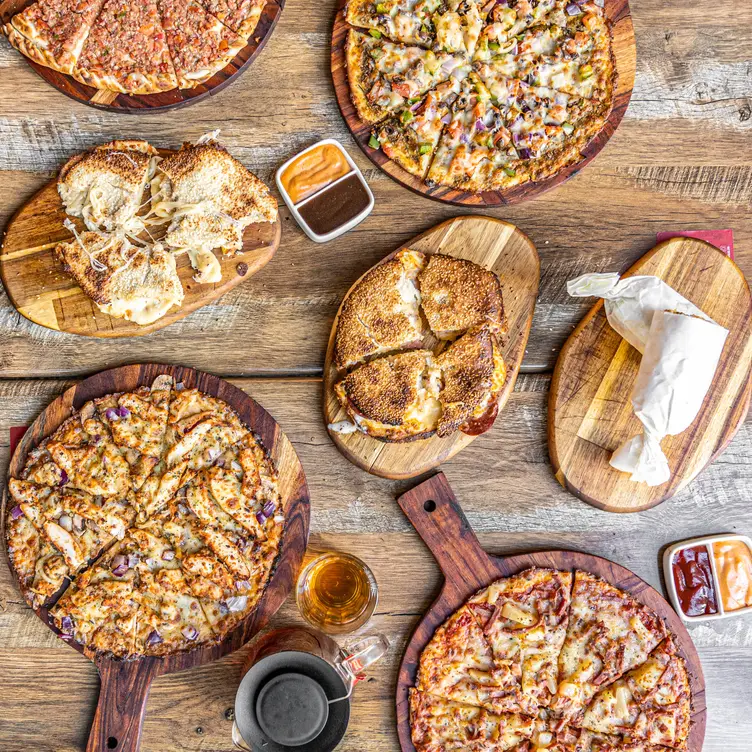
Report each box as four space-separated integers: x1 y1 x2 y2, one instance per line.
331 0 636 206
548 237 752 513
0 0 284 112
322 215 540 479
2 363 311 752
0 150 281 338
395 472 707 752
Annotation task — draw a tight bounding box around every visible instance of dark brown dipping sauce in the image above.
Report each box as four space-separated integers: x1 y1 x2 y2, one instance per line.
298 173 370 237
672 545 718 617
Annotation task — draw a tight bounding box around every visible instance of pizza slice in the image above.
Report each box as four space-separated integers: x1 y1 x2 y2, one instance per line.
416 605 524 714
467 568 573 715
347 28 466 124
409 689 535 752
136 387 248 519
157 0 247 89
345 0 441 47
551 571 668 724
582 637 691 749
73 0 178 94
96 375 174 492
198 0 266 38
373 78 462 179
3 0 106 76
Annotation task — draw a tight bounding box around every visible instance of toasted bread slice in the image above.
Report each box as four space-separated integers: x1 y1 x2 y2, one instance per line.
334 249 426 371
151 140 277 256
418 254 505 339
58 140 158 233
436 323 506 437
55 231 184 325
334 349 442 441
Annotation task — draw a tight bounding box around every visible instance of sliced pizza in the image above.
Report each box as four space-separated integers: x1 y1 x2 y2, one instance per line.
157 0 247 89
198 0 266 38
73 0 178 94
345 0 441 47
3 0 106 76
410 688 535 752
582 637 691 749
467 568 572 715
374 78 462 178
551 571 667 724
347 28 465 124
416 605 524 714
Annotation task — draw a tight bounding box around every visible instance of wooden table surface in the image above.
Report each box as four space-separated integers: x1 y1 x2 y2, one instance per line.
0 0 750 749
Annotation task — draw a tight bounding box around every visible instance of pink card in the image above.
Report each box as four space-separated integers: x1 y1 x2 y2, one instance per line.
656 229 734 260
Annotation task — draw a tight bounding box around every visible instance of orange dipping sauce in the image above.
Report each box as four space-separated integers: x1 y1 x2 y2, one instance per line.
713 539 752 612
280 143 351 204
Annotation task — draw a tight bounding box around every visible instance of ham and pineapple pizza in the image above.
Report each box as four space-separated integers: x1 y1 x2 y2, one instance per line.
7 375 285 659
409 569 691 752
343 0 615 193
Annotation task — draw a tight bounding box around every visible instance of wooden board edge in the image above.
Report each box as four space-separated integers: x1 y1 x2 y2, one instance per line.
548 238 752 512
322 216 540 479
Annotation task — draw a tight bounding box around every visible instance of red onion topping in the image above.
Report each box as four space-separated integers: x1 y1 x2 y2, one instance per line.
225 596 247 613
104 408 120 421
218 601 230 616
146 630 163 646
263 501 276 518
11 505 23 520
181 625 199 641
235 580 251 590
161 549 175 561
116 406 130 418
440 113 452 124
175 382 185 391
59 469 69 487
255 510 267 525
565 3 581 13
112 554 129 576
60 615 73 635
475 118 487 131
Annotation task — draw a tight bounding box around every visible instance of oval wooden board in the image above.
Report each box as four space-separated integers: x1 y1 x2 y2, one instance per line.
395 473 706 752
0 0 283 112
548 237 752 513
2 363 310 752
331 0 635 206
323 216 540 479
0 157 281 338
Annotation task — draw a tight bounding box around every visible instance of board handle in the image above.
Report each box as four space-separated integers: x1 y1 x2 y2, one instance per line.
397 473 500 599
86 658 160 752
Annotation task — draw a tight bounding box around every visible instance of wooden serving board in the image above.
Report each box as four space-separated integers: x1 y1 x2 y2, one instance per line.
331 0 635 206
0 155 281 338
395 473 707 752
549 237 752 513
0 0 283 112
3 363 310 752
323 216 540 479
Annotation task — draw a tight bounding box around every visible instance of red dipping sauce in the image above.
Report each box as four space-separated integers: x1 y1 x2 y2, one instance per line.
672 545 718 617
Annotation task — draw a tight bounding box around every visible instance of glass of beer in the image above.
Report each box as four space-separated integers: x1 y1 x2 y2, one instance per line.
296 551 378 634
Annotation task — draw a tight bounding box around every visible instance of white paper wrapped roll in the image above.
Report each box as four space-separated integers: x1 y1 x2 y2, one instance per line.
610 310 729 486
567 273 712 354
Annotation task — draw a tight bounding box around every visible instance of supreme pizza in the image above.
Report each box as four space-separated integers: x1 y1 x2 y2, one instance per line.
330 250 507 442
2 0 267 94
6 375 285 658
410 568 693 752
343 0 615 192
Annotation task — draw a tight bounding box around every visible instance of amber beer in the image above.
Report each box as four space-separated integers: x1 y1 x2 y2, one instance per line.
296 552 378 634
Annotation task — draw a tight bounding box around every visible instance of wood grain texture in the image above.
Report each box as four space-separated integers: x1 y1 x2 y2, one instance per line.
0 0 284 113
3 364 310 752
549 237 752 512
0 157 281 338
394 472 706 752
323 216 539 478
331 0 636 206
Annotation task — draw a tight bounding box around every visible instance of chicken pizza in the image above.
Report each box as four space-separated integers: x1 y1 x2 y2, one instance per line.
343 0 615 192
410 568 692 752
6 375 285 659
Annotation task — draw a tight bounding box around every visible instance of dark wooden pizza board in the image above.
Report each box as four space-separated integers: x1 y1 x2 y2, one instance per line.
2 363 311 752
548 237 752 513
0 0 284 112
0 149 281 338
331 0 636 206
395 473 707 752
322 216 540 479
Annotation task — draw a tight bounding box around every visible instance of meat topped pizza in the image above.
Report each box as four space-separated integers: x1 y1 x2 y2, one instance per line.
409 569 691 752
7 375 285 659
343 0 615 193
3 0 267 93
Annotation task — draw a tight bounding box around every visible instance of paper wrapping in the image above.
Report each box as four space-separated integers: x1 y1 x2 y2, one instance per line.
567 273 729 486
